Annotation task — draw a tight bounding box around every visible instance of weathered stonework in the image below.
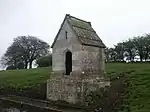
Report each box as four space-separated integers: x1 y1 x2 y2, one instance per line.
47 14 110 104
47 74 110 104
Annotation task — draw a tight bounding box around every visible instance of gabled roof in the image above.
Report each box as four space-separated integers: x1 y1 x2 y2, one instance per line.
51 14 106 48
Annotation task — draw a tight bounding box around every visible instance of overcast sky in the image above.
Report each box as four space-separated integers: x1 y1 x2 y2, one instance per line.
0 0 150 58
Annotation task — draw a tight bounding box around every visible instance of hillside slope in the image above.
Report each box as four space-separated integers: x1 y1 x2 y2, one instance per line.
0 63 150 112
106 63 150 112
0 67 51 99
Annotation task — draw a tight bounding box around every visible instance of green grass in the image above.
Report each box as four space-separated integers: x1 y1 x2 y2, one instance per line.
0 67 51 90
106 63 150 112
0 63 150 111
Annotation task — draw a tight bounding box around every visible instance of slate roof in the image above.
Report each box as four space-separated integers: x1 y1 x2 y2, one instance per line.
51 14 106 48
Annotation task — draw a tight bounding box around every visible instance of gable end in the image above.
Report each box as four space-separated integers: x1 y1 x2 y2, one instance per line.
51 14 106 48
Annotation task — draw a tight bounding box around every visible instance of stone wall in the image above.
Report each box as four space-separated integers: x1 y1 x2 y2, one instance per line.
78 45 105 75
47 74 110 104
52 19 82 74
49 16 107 104
52 18 105 76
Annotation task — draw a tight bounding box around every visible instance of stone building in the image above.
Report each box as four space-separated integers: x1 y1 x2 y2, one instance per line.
47 14 110 104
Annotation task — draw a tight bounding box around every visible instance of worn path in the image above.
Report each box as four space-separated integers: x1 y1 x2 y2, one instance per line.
0 95 82 112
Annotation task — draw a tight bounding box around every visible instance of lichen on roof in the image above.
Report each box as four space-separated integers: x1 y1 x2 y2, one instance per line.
68 17 93 31
51 14 106 48
67 15 105 48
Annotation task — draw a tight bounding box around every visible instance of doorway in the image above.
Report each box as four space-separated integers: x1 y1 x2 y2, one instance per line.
65 51 72 75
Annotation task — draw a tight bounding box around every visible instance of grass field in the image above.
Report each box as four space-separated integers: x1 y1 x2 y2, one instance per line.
0 67 51 90
106 63 150 112
0 63 150 111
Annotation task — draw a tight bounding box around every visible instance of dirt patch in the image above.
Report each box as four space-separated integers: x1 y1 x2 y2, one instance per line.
84 73 129 112
0 83 47 100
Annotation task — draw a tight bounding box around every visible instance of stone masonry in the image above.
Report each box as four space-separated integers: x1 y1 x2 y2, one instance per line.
47 14 110 104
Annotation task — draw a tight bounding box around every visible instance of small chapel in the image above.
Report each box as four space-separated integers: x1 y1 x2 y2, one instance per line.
47 14 110 104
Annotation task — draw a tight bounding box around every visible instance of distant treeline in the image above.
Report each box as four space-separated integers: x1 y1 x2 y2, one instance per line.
105 33 150 62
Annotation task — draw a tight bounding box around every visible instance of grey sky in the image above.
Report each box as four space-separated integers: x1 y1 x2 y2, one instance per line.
0 0 150 58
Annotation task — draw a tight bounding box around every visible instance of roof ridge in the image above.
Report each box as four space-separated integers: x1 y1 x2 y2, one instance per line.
51 14 106 48
78 36 102 41
66 14 91 25
72 25 95 32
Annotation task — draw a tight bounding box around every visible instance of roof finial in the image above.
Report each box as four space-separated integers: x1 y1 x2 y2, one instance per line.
88 22 91 26
66 14 70 17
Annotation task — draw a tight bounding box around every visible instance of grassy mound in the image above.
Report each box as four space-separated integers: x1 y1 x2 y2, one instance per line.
106 63 150 112
0 63 150 112
0 67 51 99
0 67 51 89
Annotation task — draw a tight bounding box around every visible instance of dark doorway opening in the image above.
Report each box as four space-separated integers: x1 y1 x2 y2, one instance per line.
65 51 72 75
